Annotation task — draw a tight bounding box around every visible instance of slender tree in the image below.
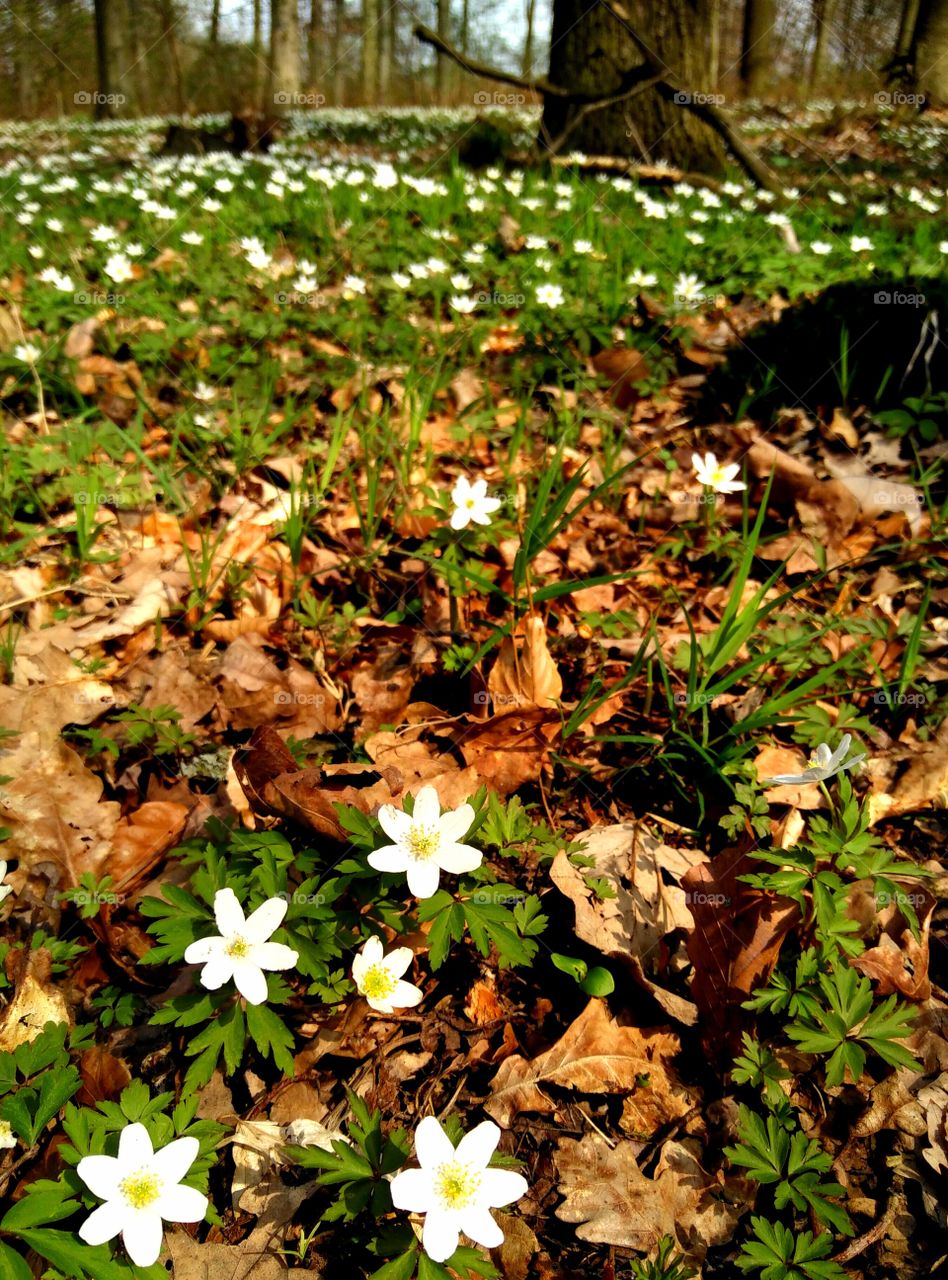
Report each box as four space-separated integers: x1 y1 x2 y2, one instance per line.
270 0 302 109
333 0 346 102
435 0 450 98
740 0 777 96
914 0 948 102
307 0 322 87
209 0 221 46
379 1 396 100
808 0 838 90
523 0 537 75
93 0 113 118
362 0 379 99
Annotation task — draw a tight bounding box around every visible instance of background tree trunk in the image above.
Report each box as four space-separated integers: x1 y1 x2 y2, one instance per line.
209 0 221 46
740 0 776 96
914 0 948 102
708 0 721 87
270 0 301 110
523 0 537 76
362 0 379 100
307 0 322 87
894 0 922 60
157 0 185 113
333 0 346 102
435 0 450 99
808 0 837 90
93 0 113 118
542 0 727 175
379 1 396 100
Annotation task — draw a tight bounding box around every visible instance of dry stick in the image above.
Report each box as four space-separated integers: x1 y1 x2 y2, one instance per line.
412 18 783 195
830 1194 896 1264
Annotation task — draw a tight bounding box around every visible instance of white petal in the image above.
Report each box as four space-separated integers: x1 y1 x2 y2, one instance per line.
471 508 494 526
690 452 704 473
213 887 245 936
422 1208 460 1263
78 1200 126 1247
414 1115 455 1169
77 1154 122 1201
441 805 479 850
197 955 234 991
122 1210 164 1267
406 859 441 899
389 1167 434 1211
242 896 288 943
481 497 502 514
451 477 473 505
377 804 412 843
155 1182 208 1224
454 1120 499 1170
250 941 298 972
368 844 409 873
450 506 471 530
481 1167 529 1207
150 1136 199 1188
436 842 483 874
184 935 225 964
383 946 414 977
231 960 269 1005
390 979 423 1008
118 1122 154 1167
471 478 488 499
768 771 811 786
458 1204 504 1248
413 785 441 826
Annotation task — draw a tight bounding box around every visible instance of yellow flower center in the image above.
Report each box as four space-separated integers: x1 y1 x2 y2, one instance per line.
225 935 252 958
119 1170 162 1210
465 498 476 508
434 1160 481 1210
406 824 440 860
360 963 397 1000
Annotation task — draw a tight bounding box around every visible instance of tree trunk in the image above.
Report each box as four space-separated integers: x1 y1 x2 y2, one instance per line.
740 0 776 96
523 0 537 76
708 0 720 87
157 0 185 113
542 0 727 175
362 0 379 100
270 0 301 110
333 0 346 102
253 0 263 53
808 0 837 90
307 0 322 87
435 0 450 99
123 0 144 113
93 0 113 118
209 0 221 45
895 0 922 58
379 0 395 100
914 0 948 103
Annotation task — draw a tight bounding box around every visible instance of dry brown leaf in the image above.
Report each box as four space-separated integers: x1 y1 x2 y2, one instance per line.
555 1133 743 1258
0 948 70 1052
487 998 691 1131
488 614 563 710
451 706 560 794
0 733 121 883
852 887 935 1001
77 1046 132 1106
755 745 824 809
110 800 189 888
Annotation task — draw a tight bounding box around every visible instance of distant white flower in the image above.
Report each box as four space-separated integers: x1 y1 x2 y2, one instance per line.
46 217 63 232
104 252 134 284
535 283 564 308
692 450 746 494
0 1119 15 1149
866 203 887 216
449 295 477 314
450 272 472 291
448 476 502 531
850 235 873 252
409 262 430 279
13 343 41 364
183 888 298 1005
525 235 547 250
938 240 948 254
245 247 272 271
373 163 398 189
766 733 866 786
77 1121 207 1267
685 231 704 245
90 223 119 243
352 936 422 1013
810 240 833 254
201 197 222 213
573 238 593 254
828 190 847 205
673 273 706 307
181 230 203 245
28 245 44 259
627 269 657 288
214 177 233 193
391 272 412 289
192 381 216 402
369 785 481 899
342 274 366 298
390 1116 528 1263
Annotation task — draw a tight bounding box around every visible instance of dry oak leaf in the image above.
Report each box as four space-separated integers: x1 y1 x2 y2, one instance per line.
555 1133 743 1258
488 614 563 710
109 800 189 889
233 725 401 840
0 947 70 1053
451 706 560 795
77 1045 132 1106
0 733 121 883
869 729 948 824
486 998 692 1132
851 886 935 1002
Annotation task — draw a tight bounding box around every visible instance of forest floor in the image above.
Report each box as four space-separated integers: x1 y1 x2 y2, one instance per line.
0 102 946 1280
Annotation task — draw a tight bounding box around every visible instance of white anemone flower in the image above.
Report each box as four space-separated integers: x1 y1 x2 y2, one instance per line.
183 888 298 1005
390 1116 528 1263
103 252 134 284
352 936 422 1012
691 451 746 494
369 785 481 899
0 1120 15 1149
535 283 564 308
449 295 477 314
850 235 873 252
810 240 833 254
77 1122 207 1267
0 860 14 905
448 476 502 531
766 733 866 786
